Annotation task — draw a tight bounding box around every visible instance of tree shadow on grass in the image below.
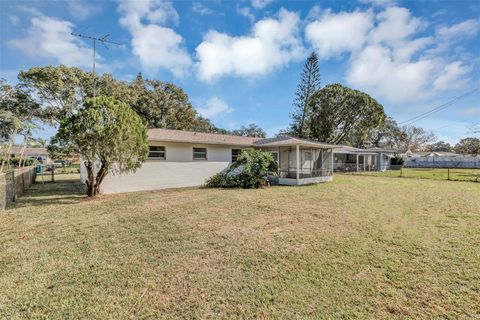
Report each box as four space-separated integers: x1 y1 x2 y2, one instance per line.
8 180 87 209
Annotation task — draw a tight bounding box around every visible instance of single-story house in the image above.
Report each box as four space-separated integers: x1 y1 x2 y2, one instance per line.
333 146 396 172
9 146 51 164
81 129 339 194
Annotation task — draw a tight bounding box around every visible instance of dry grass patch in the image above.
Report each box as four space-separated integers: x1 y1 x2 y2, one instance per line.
1 175 480 319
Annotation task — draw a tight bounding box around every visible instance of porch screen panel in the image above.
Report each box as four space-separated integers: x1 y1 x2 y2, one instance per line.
313 149 321 172
322 149 333 174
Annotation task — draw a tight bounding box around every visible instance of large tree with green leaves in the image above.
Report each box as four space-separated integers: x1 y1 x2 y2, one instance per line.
427 141 453 152
231 123 266 138
401 125 436 151
17 66 223 132
308 83 386 145
128 73 197 129
347 117 407 149
50 96 148 196
1 79 46 171
18 65 91 123
454 137 480 155
290 52 321 139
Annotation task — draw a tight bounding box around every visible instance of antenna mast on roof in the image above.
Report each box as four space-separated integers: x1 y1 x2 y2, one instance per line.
70 32 121 105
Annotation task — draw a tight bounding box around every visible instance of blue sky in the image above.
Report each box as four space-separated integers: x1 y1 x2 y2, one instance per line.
1 0 479 143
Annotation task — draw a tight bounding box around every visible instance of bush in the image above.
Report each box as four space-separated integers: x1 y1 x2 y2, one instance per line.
0 157 38 168
391 155 405 166
206 149 277 189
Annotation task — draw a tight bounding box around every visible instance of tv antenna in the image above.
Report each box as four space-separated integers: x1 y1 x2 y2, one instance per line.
70 32 121 104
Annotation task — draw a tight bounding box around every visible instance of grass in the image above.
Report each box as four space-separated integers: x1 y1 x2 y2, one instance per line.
356 167 480 182
1 175 480 319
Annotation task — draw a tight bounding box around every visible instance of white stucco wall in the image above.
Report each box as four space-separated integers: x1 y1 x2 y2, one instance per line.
80 142 237 194
377 153 393 171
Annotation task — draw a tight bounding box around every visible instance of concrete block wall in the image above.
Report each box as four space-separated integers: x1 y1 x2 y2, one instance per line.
0 166 36 210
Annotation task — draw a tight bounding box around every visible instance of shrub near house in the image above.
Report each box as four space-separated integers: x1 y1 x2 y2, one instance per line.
206 149 277 188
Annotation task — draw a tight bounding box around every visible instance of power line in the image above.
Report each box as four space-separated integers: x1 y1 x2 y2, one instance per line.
398 88 479 126
70 32 121 104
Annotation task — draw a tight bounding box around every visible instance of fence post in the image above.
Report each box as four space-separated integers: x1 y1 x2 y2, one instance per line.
447 167 450 180
400 167 403 177
52 165 55 182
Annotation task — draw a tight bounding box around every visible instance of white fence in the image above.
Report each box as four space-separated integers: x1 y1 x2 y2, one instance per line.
404 156 480 168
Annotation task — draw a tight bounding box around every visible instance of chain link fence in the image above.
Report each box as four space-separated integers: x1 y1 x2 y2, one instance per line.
350 167 480 183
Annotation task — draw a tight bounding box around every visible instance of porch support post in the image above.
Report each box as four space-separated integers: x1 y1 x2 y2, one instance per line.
296 144 300 184
277 146 280 175
330 148 333 176
310 147 313 177
356 154 359 172
363 155 366 172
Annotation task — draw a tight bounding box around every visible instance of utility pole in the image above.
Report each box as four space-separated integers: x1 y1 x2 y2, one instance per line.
70 32 121 104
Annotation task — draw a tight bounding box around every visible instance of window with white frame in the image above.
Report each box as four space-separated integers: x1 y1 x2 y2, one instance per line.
148 146 165 159
232 149 242 162
269 151 279 163
193 147 207 160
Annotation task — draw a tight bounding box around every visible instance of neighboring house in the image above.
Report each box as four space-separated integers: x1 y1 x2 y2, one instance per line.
81 129 339 194
404 150 460 158
403 150 480 168
333 146 396 172
10 146 51 164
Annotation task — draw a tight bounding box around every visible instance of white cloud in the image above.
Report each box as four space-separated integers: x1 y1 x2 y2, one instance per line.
7 15 93 67
251 0 274 9
437 19 480 40
305 5 476 103
346 45 437 101
68 1 101 21
461 107 480 116
392 36 433 61
196 97 233 118
237 6 255 23
119 0 179 26
305 10 373 59
358 0 397 6
370 6 424 46
9 15 19 25
118 0 191 77
195 8 304 81
344 7 438 102
192 2 214 16
433 61 471 91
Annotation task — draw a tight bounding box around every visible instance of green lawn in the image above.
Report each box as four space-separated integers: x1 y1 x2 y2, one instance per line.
1 175 480 318
357 167 480 182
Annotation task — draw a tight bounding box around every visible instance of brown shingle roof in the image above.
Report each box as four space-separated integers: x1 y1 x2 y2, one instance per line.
147 129 339 149
10 147 48 156
334 145 395 154
148 128 262 146
253 136 339 148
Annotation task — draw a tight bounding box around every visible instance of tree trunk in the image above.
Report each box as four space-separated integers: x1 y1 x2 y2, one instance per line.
18 136 28 168
93 162 108 196
85 161 95 197
1 126 19 173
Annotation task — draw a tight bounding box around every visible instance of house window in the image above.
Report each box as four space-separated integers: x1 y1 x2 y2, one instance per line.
232 149 242 162
303 151 312 161
148 146 165 159
269 151 279 163
346 154 356 163
193 147 207 160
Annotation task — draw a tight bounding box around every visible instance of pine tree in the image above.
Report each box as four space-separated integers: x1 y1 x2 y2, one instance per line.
290 52 321 139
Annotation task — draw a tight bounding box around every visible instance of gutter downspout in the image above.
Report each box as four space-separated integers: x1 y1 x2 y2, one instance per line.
296 144 300 184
